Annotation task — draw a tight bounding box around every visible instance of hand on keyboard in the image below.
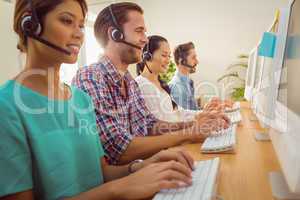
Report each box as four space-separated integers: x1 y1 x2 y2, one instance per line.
115 161 193 200
153 158 221 200
192 111 231 137
201 125 237 153
209 124 234 137
204 98 234 112
144 149 195 171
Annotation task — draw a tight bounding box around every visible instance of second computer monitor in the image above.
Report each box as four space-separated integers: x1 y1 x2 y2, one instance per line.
244 47 258 101
269 0 300 194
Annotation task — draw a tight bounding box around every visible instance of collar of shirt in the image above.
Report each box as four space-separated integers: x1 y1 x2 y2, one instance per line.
99 56 132 87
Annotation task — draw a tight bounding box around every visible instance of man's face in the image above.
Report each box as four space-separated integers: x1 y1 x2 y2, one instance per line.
186 48 199 73
119 11 148 65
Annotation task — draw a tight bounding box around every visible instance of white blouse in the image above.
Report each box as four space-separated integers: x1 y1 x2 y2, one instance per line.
135 75 200 122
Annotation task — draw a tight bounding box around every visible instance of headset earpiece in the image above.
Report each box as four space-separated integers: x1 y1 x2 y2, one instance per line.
142 51 152 61
21 14 42 36
108 4 141 49
181 58 188 66
111 28 124 42
178 46 186 66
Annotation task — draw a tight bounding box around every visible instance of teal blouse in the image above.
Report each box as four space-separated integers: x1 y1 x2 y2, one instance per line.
0 80 105 200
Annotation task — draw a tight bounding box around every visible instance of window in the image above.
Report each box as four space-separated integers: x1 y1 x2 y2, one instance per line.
60 63 78 85
85 26 104 65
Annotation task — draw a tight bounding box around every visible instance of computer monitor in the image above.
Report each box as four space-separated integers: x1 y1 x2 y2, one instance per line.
252 56 276 127
253 55 265 92
251 53 265 115
244 47 258 101
269 0 300 196
251 5 294 128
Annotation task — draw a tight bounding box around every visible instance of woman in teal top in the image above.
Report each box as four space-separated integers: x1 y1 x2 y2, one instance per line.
0 0 194 199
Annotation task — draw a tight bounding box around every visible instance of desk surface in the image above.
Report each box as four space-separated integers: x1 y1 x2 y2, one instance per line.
178 102 281 200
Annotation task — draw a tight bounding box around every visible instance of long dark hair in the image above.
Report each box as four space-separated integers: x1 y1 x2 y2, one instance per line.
137 35 178 109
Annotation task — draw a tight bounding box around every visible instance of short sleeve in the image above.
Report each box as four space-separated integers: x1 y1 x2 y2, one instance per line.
0 100 33 197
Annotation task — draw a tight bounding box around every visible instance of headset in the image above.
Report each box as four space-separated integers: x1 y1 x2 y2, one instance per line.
20 0 71 55
109 4 141 50
142 36 153 73
178 45 196 71
178 46 193 68
142 36 153 61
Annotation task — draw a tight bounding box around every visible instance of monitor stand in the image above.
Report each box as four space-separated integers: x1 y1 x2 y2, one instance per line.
255 121 271 141
255 132 271 141
269 172 300 200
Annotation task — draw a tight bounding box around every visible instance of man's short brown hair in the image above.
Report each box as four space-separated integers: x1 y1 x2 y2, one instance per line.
94 2 143 47
173 42 195 65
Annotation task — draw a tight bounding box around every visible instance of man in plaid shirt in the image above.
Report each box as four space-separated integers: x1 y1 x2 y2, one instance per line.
72 2 229 164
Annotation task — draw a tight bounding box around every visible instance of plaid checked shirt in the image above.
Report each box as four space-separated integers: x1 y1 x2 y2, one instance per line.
72 56 157 164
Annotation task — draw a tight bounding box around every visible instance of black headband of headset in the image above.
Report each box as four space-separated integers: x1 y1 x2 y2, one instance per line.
109 4 121 30
178 45 186 64
146 36 152 53
28 0 39 24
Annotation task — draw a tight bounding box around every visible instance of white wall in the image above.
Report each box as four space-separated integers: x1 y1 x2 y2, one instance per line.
89 0 288 96
0 1 22 84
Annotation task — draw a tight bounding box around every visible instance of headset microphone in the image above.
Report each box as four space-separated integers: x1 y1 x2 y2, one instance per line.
121 40 142 50
184 63 197 73
21 0 71 55
26 31 71 55
183 63 196 69
144 62 153 73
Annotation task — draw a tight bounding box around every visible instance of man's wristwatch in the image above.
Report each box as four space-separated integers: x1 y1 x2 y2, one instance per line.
128 159 144 174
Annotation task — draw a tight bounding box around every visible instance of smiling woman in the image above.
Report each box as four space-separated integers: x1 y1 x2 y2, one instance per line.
135 35 200 122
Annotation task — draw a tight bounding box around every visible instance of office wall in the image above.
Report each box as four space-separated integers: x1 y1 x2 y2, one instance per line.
0 1 22 84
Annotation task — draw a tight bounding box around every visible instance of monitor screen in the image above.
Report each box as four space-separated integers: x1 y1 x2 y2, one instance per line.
278 0 300 116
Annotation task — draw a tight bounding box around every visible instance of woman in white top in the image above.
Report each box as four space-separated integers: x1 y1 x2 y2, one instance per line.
135 36 200 122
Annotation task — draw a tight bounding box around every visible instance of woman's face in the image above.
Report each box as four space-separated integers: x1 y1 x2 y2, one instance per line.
149 41 171 74
33 0 85 64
